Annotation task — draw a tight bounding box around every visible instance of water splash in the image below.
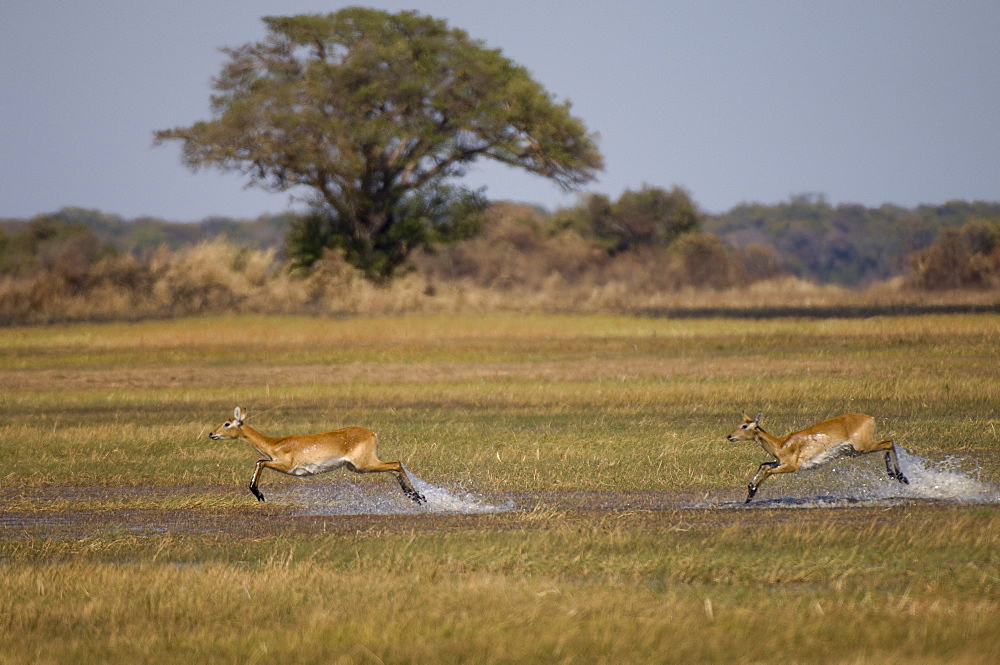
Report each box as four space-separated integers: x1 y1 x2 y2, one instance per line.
411 476 516 514
878 448 998 502
703 447 999 509
266 474 515 516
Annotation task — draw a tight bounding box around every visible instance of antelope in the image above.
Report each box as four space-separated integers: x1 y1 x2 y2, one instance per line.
209 407 426 504
727 411 909 503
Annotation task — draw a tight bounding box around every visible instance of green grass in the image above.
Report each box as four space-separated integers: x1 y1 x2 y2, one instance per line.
1 313 998 663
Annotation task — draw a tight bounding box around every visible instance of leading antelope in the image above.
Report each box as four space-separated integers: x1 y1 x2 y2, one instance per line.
209 407 426 504
727 411 909 503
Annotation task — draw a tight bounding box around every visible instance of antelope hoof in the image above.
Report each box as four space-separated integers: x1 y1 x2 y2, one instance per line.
409 490 427 505
250 487 266 502
745 485 758 504
888 469 909 485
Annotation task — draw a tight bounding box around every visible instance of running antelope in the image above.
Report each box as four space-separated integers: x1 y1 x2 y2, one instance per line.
209 407 426 504
727 411 909 503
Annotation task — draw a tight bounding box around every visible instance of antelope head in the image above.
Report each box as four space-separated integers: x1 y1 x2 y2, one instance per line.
727 411 763 442
210 406 246 440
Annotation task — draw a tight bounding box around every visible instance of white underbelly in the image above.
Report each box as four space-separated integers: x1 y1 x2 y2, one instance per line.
800 443 856 470
288 457 348 476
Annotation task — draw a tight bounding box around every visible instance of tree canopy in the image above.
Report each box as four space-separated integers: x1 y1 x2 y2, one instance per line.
155 8 603 281
552 185 700 253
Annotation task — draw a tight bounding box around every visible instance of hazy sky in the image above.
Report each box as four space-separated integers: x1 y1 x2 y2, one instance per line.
2 1 998 221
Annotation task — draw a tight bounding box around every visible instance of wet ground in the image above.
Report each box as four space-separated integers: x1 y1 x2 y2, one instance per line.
2 463 997 542
0 484 698 540
2 448 997 541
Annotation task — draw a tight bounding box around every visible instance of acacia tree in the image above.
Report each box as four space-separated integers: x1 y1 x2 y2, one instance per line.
155 8 603 282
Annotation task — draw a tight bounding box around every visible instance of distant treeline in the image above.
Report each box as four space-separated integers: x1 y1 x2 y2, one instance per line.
2 191 999 296
0 207 292 262
705 194 1000 286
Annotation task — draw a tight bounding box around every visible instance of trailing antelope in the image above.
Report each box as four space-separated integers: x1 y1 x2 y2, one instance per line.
727 411 909 503
209 407 426 504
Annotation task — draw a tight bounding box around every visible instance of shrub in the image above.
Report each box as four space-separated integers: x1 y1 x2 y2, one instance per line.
906 220 1000 290
552 186 700 253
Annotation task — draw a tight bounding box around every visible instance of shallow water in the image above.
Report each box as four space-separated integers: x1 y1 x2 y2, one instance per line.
699 448 1000 509
268 472 516 516
266 448 999 515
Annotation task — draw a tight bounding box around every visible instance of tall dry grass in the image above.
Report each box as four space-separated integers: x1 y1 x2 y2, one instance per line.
2 225 999 326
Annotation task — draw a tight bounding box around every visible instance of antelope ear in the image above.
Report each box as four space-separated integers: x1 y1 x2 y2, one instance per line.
754 412 763 425
233 407 244 425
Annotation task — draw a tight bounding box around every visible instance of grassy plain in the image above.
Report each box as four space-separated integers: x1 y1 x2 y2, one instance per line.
1 312 998 664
